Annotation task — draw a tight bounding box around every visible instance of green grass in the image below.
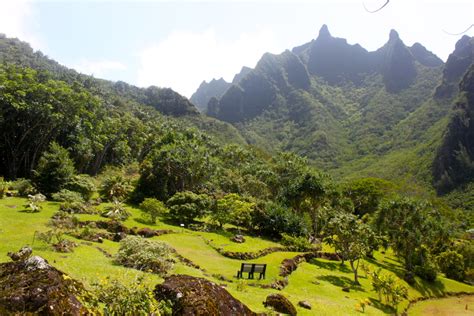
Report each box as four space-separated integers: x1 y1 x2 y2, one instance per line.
407 295 474 315
1 196 473 315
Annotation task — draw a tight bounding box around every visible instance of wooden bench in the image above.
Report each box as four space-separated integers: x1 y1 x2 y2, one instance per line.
236 263 267 279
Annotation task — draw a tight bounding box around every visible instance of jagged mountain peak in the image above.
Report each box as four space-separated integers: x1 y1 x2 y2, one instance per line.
409 42 444 67
389 29 400 41
318 24 331 38
435 35 473 98
232 66 252 84
455 35 471 51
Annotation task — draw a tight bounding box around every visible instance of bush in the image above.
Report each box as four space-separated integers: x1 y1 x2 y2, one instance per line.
90 276 170 315
370 269 408 312
0 177 8 198
52 189 84 203
59 201 94 214
66 174 96 200
11 178 36 196
25 193 46 212
280 233 315 252
33 142 76 196
115 236 174 275
100 174 133 201
252 202 309 238
437 250 465 281
414 260 438 282
412 246 438 282
139 198 167 224
102 200 130 221
166 191 210 224
50 211 79 229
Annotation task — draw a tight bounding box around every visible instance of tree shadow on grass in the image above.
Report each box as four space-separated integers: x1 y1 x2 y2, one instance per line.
368 297 396 314
309 259 352 273
365 257 446 297
411 277 446 297
316 275 366 292
365 257 405 279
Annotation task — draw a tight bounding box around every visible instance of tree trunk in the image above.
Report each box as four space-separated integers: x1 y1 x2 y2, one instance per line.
350 259 360 285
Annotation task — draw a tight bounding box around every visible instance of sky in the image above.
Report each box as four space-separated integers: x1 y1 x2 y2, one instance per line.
0 0 472 97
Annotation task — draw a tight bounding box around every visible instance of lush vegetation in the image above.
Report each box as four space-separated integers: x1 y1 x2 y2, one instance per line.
0 33 473 315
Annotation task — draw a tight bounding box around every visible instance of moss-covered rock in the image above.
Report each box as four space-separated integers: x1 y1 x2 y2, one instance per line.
263 293 297 315
154 274 257 315
0 248 94 315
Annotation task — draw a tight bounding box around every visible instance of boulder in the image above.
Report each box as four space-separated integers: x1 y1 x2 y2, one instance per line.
263 293 297 316
154 274 257 315
0 248 94 315
298 300 312 309
231 234 246 243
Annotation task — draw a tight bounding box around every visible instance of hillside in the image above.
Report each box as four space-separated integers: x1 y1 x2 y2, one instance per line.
0 35 246 178
0 29 473 315
195 26 474 196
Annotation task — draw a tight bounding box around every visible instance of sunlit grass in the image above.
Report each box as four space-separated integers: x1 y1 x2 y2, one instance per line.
1 196 473 315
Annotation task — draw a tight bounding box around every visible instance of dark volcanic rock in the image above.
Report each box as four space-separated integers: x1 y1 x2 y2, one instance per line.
0 250 93 315
409 42 443 67
190 78 231 112
263 293 297 316
435 35 474 99
154 274 257 315
433 64 474 193
377 29 417 92
298 300 312 309
307 24 375 84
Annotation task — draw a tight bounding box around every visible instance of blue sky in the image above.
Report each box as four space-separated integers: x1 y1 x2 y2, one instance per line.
0 0 472 97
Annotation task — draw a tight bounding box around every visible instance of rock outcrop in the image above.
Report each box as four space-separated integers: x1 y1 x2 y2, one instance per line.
0 247 93 315
154 274 257 315
263 293 297 315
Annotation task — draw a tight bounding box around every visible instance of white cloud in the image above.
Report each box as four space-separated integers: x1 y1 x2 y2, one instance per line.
0 0 43 50
72 59 127 78
136 28 279 97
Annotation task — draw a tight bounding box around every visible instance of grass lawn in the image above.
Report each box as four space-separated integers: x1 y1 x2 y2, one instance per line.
1 196 473 315
407 295 474 315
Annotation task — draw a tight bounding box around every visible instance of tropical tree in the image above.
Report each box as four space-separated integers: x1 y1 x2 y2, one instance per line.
139 198 167 224
324 212 377 284
33 142 76 196
166 191 211 224
374 197 447 280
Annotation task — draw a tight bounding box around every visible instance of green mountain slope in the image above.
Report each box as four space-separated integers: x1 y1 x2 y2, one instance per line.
197 26 473 194
0 35 245 178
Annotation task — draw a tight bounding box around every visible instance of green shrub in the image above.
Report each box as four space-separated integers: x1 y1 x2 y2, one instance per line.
437 250 465 281
414 260 438 282
50 211 79 229
370 269 408 312
52 189 84 203
33 142 76 196
90 275 170 315
166 191 210 224
0 177 8 198
11 178 36 196
252 202 309 238
102 199 130 221
59 201 94 214
24 193 46 212
115 236 174 275
66 174 96 200
139 198 167 224
280 233 315 252
100 174 133 201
